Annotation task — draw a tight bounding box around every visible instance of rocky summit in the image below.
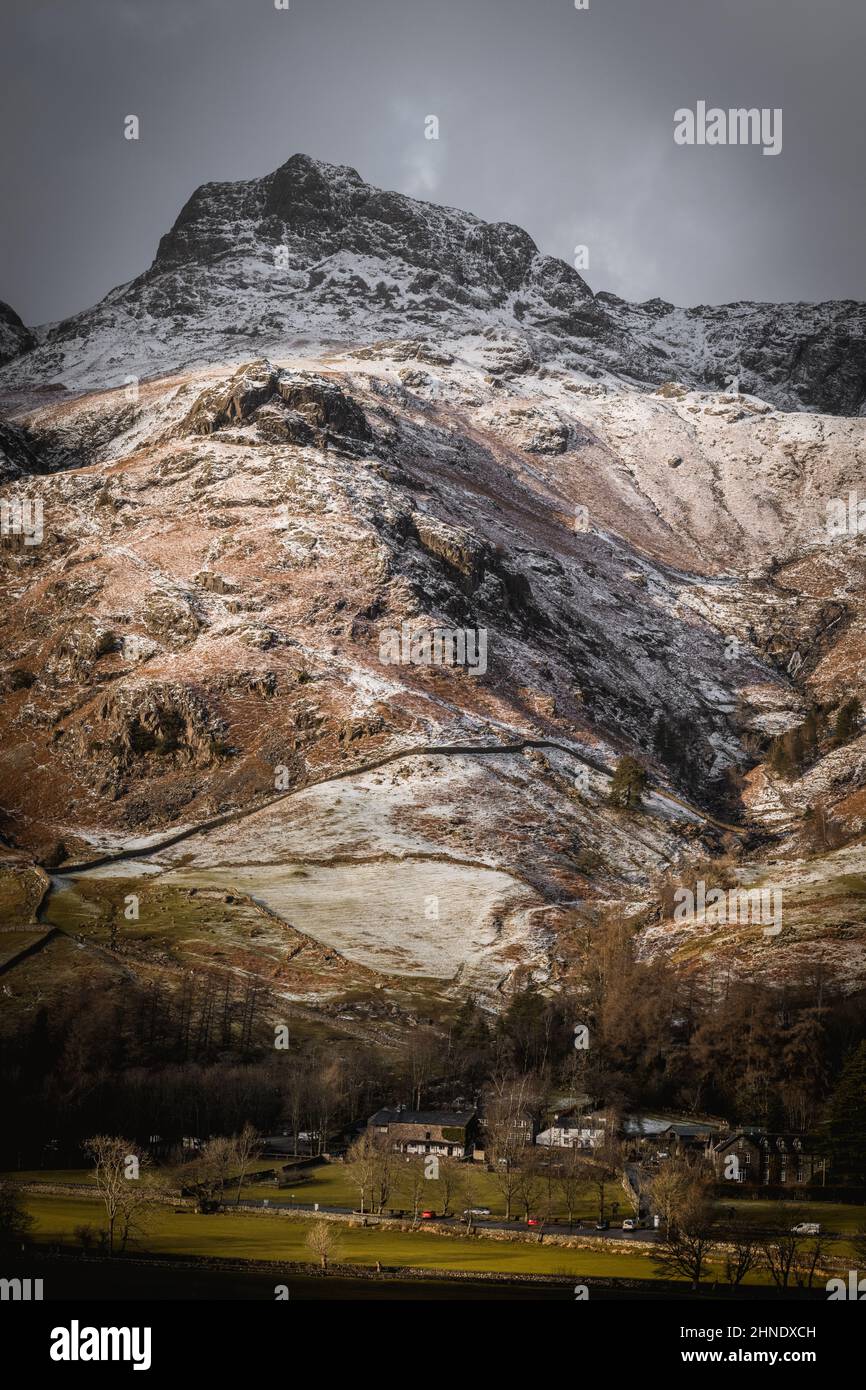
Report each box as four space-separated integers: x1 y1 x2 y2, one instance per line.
2 154 865 413
1 155 865 1038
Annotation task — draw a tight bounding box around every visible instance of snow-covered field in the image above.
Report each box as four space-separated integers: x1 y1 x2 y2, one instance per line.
159 858 540 985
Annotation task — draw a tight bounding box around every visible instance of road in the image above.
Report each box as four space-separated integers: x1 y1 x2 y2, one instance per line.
234 1195 662 1241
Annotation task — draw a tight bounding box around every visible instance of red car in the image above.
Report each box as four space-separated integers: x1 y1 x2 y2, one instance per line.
421 1210 436 1220
526 1217 541 1227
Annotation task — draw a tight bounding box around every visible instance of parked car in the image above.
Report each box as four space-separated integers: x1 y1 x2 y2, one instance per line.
791 1222 821 1235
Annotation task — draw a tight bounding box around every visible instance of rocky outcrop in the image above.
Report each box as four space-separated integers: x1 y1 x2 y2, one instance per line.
87 682 228 772
179 359 372 451
143 590 205 647
603 294 866 415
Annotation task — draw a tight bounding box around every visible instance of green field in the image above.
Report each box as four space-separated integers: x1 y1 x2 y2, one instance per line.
719 1199 865 1232
5 1161 626 1225
11 1167 858 1277
23 1191 664 1279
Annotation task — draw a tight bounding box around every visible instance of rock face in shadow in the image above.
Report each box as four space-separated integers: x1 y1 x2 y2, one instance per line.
0 300 35 368
0 418 44 479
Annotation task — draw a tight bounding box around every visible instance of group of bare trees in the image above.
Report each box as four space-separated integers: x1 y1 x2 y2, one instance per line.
80 1123 262 1252
483 1076 624 1224
345 1134 470 1221
342 1072 629 1231
178 1123 260 1211
650 1158 834 1291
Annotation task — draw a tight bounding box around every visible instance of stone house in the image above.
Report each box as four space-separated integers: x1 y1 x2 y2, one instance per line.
367 1107 477 1158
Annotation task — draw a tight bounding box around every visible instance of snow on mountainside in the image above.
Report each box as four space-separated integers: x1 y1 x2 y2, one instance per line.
1 154 864 414
1 342 865 996
1 155 865 1008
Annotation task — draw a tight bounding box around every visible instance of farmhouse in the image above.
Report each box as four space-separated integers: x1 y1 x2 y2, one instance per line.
709 1131 826 1186
475 1105 535 1159
367 1107 477 1158
536 1110 606 1151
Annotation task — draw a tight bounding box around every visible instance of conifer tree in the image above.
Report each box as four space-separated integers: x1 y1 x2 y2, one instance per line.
608 756 648 810
825 1041 866 1181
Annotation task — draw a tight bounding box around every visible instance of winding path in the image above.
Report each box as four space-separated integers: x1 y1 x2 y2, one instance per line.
59 736 745 876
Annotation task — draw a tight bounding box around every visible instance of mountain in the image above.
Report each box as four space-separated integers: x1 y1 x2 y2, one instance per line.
0 156 864 1031
2 154 864 414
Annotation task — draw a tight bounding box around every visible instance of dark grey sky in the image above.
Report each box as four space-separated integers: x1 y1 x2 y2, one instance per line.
2 0 864 326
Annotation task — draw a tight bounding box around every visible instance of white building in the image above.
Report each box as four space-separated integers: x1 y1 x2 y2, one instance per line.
536 1112 605 1151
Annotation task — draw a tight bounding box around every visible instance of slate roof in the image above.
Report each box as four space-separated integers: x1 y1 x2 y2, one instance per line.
368 1108 476 1128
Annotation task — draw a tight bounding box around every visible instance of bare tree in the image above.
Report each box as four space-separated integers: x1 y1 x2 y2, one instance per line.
436 1156 469 1219
346 1133 378 1215
370 1139 396 1214
484 1078 536 1220
514 1150 545 1221
346 1132 394 1215
180 1136 236 1212
654 1197 720 1289
793 1233 832 1290
400 1156 428 1226
760 1215 807 1291
305 1219 341 1271
581 1122 623 1224
557 1146 587 1229
83 1135 152 1255
281 1062 310 1157
405 1032 441 1111
649 1157 705 1236
309 1057 345 1155
578 1159 610 1225
722 1227 761 1288
233 1122 260 1206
